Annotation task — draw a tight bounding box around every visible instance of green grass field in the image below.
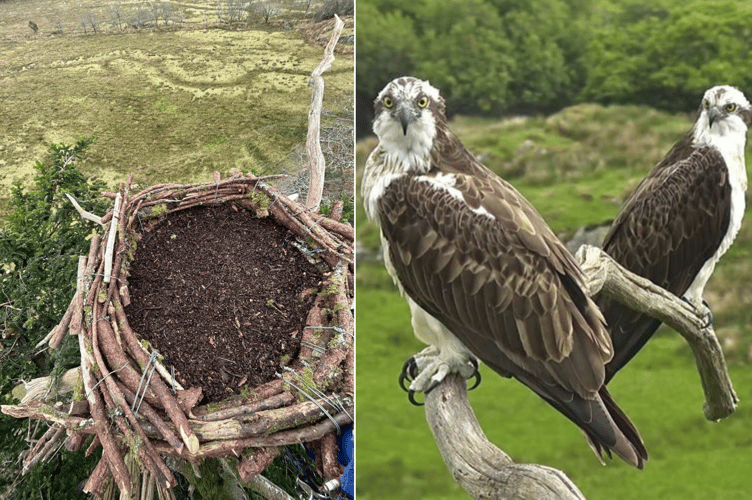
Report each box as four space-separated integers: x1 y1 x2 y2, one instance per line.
0 0 353 214
356 283 752 499
355 104 752 498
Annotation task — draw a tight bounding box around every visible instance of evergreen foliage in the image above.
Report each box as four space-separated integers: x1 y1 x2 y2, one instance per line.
357 0 752 133
0 138 109 498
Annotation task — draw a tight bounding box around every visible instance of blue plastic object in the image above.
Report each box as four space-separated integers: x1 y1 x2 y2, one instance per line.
337 424 354 499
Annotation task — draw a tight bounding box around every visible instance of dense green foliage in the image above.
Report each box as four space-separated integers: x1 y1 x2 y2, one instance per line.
356 0 752 134
583 0 752 110
0 138 109 498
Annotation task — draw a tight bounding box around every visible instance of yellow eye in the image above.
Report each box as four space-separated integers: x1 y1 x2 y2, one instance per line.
702 99 709 109
417 97 429 108
383 96 394 108
726 103 737 112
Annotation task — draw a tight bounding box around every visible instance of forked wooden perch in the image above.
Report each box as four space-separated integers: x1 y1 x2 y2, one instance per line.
426 244 737 500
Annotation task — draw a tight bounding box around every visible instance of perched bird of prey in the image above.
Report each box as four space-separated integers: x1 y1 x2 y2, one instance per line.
598 85 750 382
362 76 648 468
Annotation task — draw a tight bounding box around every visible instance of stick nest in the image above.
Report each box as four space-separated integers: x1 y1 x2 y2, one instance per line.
4 170 354 498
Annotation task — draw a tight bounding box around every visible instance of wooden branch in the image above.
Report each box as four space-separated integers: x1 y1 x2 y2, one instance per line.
246 474 296 500
426 374 586 500
50 256 87 349
304 14 345 211
103 192 122 284
238 447 280 482
424 244 739 499
66 193 103 225
575 244 738 421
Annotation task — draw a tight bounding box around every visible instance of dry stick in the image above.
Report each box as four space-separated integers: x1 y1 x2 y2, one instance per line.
50 256 87 349
22 423 62 473
425 374 586 500
268 203 346 271
237 447 280 483
85 253 107 307
304 14 345 211
117 381 188 457
110 291 200 454
308 213 353 242
65 431 87 452
92 303 176 489
1 402 92 431
191 379 285 418
247 475 296 500
192 392 295 423
150 410 353 459
66 193 103 225
575 244 738 420
94 310 163 409
329 200 343 223
103 192 122 284
85 434 101 456
298 293 331 361
85 455 113 499
319 432 340 481
77 322 131 496
38 232 99 348
107 302 186 394
37 302 73 349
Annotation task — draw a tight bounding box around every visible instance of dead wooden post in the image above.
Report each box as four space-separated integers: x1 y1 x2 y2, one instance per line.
575 244 737 420
426 374 586 500
425 243 738 499
304 15 345 212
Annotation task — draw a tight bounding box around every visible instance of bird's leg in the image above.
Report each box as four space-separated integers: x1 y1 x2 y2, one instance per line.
682 297 714 329
399 345 480 406
700 299 714 329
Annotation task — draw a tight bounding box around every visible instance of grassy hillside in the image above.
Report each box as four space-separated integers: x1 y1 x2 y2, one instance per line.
355 103 752 498
0 0 354 214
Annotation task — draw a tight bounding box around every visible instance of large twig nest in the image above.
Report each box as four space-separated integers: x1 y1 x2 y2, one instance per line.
3 170 353 498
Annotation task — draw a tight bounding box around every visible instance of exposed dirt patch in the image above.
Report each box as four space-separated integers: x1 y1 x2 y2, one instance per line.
125 203 322 403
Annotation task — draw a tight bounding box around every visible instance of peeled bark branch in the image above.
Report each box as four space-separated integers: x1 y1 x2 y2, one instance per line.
426 374 586 500
426 244 738 499
304 14 345 211
575 244 738 420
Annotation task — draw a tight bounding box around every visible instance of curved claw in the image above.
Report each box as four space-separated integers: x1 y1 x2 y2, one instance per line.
407 389 424 406
467 370 482 391
701 300 714 328
398 357 418 392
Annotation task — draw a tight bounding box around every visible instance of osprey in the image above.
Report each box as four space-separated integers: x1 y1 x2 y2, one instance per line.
599 85 750 382
362 77 647 468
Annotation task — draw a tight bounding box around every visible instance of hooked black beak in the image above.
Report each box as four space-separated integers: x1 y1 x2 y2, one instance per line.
396 106 414 136
708 107 723 127
398 112 410 135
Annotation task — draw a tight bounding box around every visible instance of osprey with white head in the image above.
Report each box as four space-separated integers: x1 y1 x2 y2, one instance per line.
363 76 648 468
599 85 750 382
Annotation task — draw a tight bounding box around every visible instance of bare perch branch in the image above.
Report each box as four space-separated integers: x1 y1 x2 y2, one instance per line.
425 243 738 499
425 374 586 500
575 244 738 421
66 193 103 225
304 14 345 211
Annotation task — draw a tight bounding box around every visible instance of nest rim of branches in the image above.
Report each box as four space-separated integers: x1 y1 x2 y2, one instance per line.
4 170 354 497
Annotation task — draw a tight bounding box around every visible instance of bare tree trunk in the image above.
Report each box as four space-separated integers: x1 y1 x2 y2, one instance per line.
304 15 345 211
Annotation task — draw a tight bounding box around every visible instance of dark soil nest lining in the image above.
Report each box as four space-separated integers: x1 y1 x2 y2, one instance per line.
125 204 321 403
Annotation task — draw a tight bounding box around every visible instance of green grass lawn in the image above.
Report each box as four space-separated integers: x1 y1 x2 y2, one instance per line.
0 0 353 215
355 280 752 499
